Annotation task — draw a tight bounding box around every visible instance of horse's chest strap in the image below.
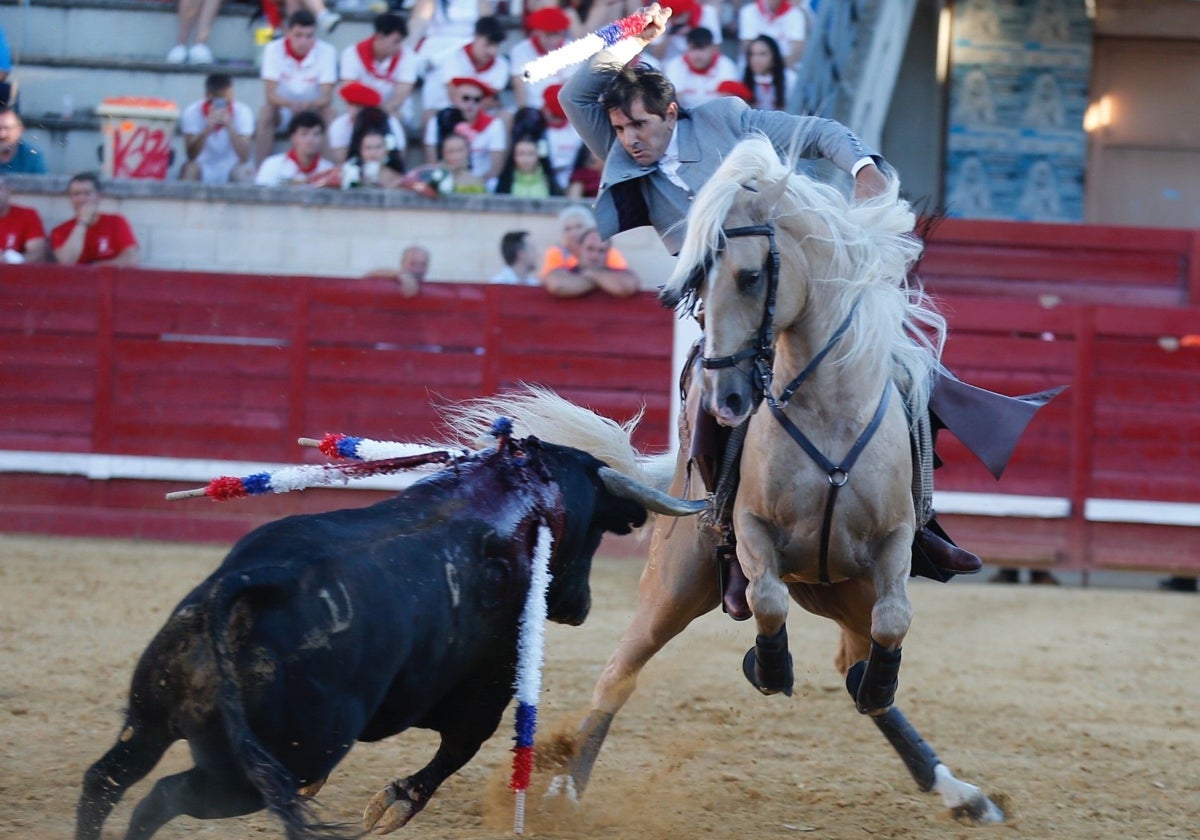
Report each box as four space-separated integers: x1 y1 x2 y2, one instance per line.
769 382 893 584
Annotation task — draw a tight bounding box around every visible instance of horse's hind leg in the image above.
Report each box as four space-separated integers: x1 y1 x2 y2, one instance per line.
553 524 720 799
76 716 173 840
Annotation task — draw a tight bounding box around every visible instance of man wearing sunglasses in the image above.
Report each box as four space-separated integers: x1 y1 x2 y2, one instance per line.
423 77 507 187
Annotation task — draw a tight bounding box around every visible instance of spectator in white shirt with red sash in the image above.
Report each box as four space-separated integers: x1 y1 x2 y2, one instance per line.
255 110 337 187
423 77 507 186
737 0 810 68
256 10 338 165
180 73 256 183
510 7 573 117
327 82 406 164
419 16 510 125
339 13 419 120
664 27 738 109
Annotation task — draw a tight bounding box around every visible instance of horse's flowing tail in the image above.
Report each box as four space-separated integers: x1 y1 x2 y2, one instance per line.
439 385 676 493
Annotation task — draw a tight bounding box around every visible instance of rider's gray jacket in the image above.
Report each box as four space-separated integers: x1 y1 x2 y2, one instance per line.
560 43 882 255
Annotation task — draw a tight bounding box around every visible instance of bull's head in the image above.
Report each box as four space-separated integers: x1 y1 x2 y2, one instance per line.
524 438 705 625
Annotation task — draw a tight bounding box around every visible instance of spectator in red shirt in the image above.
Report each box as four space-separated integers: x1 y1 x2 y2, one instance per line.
50 173 140 266
0 174 47 263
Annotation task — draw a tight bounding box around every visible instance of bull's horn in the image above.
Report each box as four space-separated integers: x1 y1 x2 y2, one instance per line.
598 467 708 517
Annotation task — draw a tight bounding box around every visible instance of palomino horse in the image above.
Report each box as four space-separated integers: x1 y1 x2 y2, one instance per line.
447 136 1004 824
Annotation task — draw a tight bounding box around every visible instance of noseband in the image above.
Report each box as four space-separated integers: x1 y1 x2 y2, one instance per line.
697 220 893 585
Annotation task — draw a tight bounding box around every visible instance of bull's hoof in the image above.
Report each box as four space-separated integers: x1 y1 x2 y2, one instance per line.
742 646 793 697
363 781 418 835
297 777 326 799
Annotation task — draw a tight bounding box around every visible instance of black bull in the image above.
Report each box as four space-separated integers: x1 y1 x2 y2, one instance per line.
76 435 703 840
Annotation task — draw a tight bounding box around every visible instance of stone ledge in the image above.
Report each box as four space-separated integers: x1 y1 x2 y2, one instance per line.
5 172 574 215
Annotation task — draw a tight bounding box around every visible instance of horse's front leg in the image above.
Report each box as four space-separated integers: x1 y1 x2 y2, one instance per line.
549 519 720 800
850 525 914 714
736 516 794 696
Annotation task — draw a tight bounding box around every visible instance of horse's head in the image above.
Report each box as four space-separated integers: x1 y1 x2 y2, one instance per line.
664 136 815 427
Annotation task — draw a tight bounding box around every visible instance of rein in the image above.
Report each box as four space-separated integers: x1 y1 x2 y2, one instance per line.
699 219 890 585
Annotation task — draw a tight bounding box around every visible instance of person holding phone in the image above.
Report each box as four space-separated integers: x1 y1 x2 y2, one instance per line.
179 73 255 183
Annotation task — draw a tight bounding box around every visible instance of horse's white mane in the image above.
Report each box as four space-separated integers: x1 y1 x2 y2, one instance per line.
666 134 946 419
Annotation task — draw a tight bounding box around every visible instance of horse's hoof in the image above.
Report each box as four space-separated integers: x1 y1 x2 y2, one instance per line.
742 647 793 696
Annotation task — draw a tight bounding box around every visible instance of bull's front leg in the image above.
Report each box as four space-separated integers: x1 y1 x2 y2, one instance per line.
362 734 484 834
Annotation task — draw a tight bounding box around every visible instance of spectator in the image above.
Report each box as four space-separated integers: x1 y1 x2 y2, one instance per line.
542 228 640 298
340 113 406 188
0 175 47 263
566 144 603 199
742 34 794 111
338 13 418 119
509 7 572 119
650 0 722 63
283 0 343 34
179 73 256 183
511 83 583 193
419 15 509 124
436 132 486 193
423 78 507 185
0 108 46 175
491 230 539 286
737 0 810 68
0 24 15 109
540 204 631 278
664 27 739 109
328 82 404 164
494 134 560 197
989 568 1060 586
367 244 428 297
408 0 492 77
255 110 337 186
1159 576 1198 593
166 0 221 64
255 10 338 166
50 173 139 266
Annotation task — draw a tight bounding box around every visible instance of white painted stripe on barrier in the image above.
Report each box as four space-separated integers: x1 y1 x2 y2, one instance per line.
1084 498 1200 527
3 451 1197 525
933 491 1071 519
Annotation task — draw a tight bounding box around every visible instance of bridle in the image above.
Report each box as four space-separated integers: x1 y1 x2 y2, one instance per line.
698 220 892 585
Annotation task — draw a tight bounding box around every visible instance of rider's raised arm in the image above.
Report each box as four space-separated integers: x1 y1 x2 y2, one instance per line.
742 107 886 189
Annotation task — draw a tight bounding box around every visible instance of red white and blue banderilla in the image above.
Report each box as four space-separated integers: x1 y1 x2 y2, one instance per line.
521 12 649 82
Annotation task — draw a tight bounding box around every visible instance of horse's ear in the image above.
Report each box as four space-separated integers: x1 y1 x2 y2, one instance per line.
757 176 790 217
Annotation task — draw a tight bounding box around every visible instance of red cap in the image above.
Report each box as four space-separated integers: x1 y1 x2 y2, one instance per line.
450 77 496 97
526 7 571 33
716 80 754 103
659 0 702 27
542 83 566 119
339 81 382 108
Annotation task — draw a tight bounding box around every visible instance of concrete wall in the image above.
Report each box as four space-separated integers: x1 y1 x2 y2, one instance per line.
9 175 679 285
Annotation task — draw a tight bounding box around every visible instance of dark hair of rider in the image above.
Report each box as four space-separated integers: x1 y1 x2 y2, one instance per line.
601 65 678 120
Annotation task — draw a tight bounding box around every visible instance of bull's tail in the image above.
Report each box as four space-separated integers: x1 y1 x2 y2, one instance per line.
439 385 677 491
205 568 352 840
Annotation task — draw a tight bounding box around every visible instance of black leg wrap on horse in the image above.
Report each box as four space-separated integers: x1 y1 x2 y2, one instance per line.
846 640 902 715
742 625 794 696
871 708 941 792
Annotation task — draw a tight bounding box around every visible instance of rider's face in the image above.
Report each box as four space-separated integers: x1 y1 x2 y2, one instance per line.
608 96 678 167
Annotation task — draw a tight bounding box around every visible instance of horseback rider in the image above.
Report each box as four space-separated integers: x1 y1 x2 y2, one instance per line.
559 4 1055 618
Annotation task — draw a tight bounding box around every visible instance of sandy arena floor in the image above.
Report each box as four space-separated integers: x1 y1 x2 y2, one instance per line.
1 533 1197 839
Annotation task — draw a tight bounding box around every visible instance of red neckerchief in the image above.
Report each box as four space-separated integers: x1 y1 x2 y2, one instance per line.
757 0 793 21
201 98 233 132
356 36 400 81
454 111 494 143
287 148 320 175
531 33 549 56
465 42 495 72
544 113 568 129
683 53 717 75
284 36 309 63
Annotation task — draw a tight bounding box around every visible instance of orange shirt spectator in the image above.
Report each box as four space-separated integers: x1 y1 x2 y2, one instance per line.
540 204 628 278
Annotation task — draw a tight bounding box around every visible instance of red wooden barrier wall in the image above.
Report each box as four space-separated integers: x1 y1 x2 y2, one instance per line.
2 234 1199 575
